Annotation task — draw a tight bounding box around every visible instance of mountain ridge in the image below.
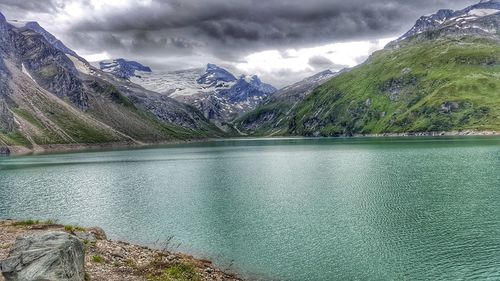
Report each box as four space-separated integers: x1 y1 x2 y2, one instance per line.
105 62 277 130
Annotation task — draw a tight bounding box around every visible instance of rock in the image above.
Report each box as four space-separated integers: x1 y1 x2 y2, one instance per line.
87 228 106 240
110 251 125 259
73 231 96 243
0 147 9 156
0 231 85 281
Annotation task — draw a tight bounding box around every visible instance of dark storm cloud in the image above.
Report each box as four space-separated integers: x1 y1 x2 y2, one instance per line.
0 0 478 82
0 0 61 13
59 0 475 57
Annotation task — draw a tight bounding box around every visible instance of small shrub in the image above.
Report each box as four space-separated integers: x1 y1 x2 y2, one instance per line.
148 262 201 281
64 225 86 232
91 255 103 263
13 219 59 227
13 220 39 226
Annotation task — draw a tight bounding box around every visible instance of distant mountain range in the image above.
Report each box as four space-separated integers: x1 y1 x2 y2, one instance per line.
101 62 277 130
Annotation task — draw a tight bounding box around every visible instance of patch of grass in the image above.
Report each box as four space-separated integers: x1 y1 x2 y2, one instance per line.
64 225 86 232
147 262 201 281
91 255 104 263
84 272 91 281
0 131 32 146
13 219 56 226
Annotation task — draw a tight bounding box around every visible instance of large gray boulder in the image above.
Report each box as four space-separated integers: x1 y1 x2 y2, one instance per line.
0 232 85 281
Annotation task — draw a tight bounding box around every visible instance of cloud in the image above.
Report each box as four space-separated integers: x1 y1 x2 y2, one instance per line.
0 0 478 86
308 56 335 69
0 0 63 14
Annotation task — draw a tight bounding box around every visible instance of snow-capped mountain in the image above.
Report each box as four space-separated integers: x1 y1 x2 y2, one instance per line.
221 75 276 102
399 0 500 40
196 63 236 87
105 63 277 129
100 59 152 80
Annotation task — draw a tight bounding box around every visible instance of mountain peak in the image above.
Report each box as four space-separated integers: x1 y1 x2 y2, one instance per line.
206 63 223 71
399 0 500 41
100 58 152 79
22 21 80 58
197 64 236 86
24 21 41 28
233 74 276 95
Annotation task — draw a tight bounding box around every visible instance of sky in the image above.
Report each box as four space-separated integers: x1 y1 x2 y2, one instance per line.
0 0 477 87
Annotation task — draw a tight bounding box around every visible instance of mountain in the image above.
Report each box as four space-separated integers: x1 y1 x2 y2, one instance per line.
238 0 500 136
235 70 339 135
107 63 277 130
400 0 500 40
196 63 236 86
0 14 223 154
100 59 152 79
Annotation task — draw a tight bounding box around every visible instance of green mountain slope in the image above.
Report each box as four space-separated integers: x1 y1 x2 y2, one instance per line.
235 70 337 136
237 7 500 137
289 36 500 136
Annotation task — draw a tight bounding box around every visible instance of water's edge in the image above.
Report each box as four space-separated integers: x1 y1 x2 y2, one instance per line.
3 130 499 156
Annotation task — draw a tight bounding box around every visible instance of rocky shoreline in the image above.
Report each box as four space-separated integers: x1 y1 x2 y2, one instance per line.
0 220 242 281
2 130 499 156
1 138 211 156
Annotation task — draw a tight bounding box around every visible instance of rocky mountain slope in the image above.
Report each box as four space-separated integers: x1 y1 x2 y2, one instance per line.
238 0 500 136
0 14 223 154
235 70 339 135
102 63 277 130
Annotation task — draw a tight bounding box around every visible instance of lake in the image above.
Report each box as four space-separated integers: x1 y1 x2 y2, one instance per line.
1 137 500 280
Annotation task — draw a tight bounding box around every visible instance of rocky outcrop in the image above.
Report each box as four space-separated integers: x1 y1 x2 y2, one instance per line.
0 221 242 281
1 232 85 281
0 147 10 156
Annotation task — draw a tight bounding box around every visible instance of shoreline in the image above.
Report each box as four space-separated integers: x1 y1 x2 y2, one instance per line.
2 130 499 156
2 138 216 156
0 219 243 281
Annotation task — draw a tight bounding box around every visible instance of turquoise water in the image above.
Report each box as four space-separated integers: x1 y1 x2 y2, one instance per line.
1 137 500 280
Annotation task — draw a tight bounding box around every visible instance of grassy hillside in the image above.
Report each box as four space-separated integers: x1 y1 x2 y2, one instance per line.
272 36 500 136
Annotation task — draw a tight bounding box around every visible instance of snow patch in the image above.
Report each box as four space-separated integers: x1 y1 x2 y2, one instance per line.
7 20 28 28
21 63 36 83
467 8 499 17
67 55 91 75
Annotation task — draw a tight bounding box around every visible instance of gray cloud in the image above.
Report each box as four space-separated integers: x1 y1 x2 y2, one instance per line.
0 0 478 86
0 0 62 13
308 55 349 70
